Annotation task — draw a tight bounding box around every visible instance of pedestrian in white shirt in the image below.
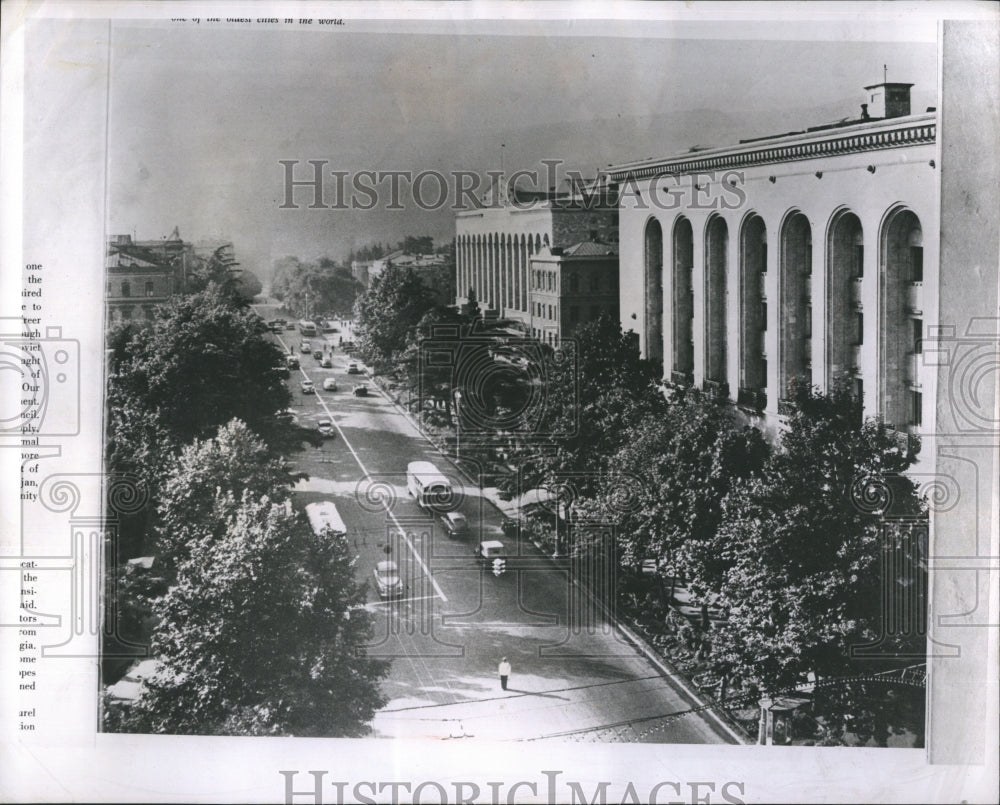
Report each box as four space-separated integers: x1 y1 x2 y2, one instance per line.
498 657 511 690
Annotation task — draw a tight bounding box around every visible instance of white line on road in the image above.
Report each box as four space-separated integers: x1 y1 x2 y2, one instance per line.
277 332 448 603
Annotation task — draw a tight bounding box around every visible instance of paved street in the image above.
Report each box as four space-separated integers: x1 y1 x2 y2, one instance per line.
258 304 737 744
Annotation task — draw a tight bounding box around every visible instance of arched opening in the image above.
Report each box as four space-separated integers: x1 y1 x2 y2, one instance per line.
671 217 694 382
643 218 664 365
779 212 813 398
739 214 767 408
704 215 728 393
881 209 923 430
826 211 864 397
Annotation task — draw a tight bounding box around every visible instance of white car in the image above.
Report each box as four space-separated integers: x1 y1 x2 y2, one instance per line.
316 417 335 437
300 380 315 395
323 377 338 391
373 560 403 599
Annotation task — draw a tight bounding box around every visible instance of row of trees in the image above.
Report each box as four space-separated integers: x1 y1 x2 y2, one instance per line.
104 281 388 736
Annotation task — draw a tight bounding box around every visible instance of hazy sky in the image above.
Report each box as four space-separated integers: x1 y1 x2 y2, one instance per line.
102 16 938 280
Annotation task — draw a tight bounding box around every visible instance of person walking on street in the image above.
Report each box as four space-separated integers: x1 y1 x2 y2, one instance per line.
498 657 511 691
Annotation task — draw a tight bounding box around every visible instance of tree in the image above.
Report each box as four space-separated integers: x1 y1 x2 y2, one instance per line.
271 257 363 318
705 381 925 724
399 234 434 255
107 285 291 453
497 314 663 503
353 263 435 370
155 419 299 579
583 391 769 592
108 495 389 736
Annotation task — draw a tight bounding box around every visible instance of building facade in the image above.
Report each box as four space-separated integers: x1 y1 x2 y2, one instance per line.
105 235 179 324
609 82 938 457
528 242 620 345
455 189 617 326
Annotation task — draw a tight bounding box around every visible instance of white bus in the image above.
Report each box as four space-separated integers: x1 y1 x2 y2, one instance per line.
305 501 347 537
298 319 318 336
406 461 453 510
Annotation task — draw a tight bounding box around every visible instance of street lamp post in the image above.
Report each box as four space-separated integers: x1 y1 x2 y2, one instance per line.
453 389 462 461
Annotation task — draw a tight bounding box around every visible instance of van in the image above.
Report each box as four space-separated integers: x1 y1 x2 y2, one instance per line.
305 501 347 538
406 461 453 510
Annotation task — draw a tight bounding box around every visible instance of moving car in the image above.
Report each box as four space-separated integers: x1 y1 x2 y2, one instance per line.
321 355 333 368
300 380 315 394
300 340 312 353
347 361 361 374
352 383 369 397
313 349 323 360
316 417 335 437
286 355 300 369
322 377 338 391
441 512 469 539
373 560 403 599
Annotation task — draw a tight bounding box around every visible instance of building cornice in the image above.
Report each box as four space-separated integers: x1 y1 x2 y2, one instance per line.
607 113 936 183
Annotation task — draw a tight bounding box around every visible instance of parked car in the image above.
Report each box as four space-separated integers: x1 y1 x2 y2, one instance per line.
441 512 470 539
275 365 291 379
347 361 361 374
323 377 338 391
300 380 315 394
287 355 300 369
316 417 335 437
373 560 403 598
313 349 324 361
300 340 312 353
352 384 369 397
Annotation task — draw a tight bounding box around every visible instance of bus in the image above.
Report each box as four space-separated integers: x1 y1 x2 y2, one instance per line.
305 501 347 537
298 319 318 336
406 461 453 510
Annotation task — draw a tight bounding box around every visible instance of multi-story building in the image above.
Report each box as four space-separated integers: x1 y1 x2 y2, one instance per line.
609 81 937 459
455 186 617 327
527 241 620 345
105 235 179 324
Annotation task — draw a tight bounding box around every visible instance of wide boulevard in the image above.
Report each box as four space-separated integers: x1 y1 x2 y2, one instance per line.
258 304 738 745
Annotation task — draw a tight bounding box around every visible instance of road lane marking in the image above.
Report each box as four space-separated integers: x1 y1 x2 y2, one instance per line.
283 341 448 603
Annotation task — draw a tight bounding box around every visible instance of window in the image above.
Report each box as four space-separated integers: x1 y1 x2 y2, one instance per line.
854 378 864 405
910 390 923 427
910 246 923 282
547 304 553 320
121 281 131 298
589 273 600 292
855 244 864 278
548 273 554 291
760 301 768 331
145 281 155 297
912 318 922 354
854 312 864 345
804 306 812 335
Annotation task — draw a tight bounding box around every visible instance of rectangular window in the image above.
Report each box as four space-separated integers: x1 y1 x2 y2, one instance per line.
145 281 155 297
548 304 553 320
912 318 922 354
855 244 864 278
804 305 812 335
760 301 768 330
910 247 923 282
910 390 923 427
854 378 864 405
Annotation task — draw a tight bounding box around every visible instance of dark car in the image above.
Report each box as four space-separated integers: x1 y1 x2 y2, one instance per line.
441 512 470 539
286 355 300 369
352 384 369 397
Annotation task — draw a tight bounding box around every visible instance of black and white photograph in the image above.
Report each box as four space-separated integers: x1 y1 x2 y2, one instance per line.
1 1 997 802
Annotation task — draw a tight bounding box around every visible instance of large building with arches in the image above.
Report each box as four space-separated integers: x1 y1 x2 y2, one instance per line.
609 81 937 456
454 189 617 327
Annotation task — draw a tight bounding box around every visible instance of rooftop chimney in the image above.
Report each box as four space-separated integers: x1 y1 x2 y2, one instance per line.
863 82 913 119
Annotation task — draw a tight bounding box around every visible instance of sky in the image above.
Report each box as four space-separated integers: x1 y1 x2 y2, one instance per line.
100 14 938 283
